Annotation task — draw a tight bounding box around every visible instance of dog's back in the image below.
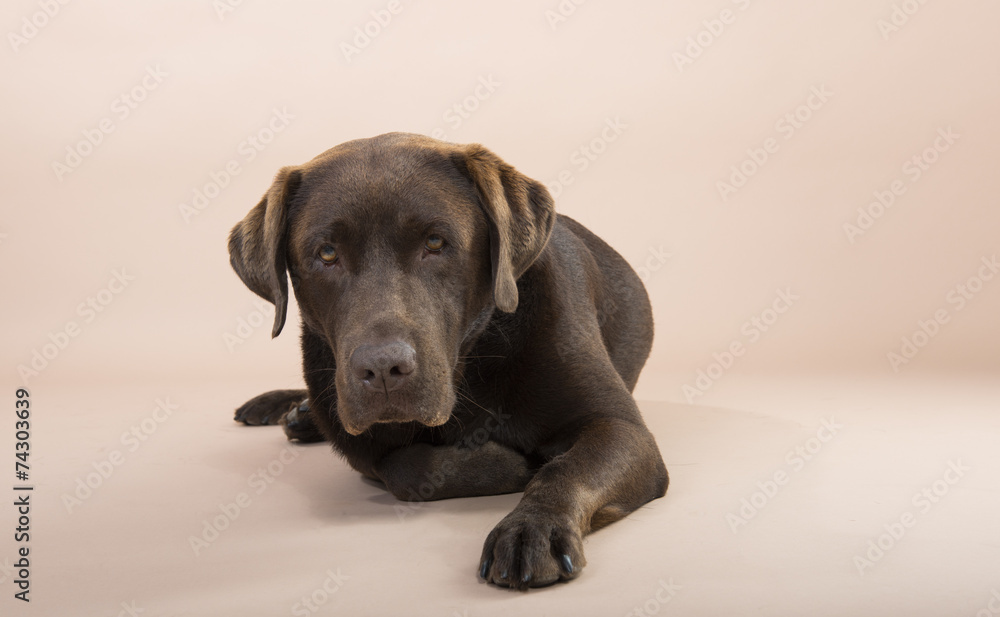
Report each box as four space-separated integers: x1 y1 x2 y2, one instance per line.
550 214 654 392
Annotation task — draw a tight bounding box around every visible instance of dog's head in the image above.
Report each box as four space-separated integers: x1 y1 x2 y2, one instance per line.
228 133 555 434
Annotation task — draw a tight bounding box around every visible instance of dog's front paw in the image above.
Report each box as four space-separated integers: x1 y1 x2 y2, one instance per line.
234 389 307 426
280 400 326 443
479 507 585 590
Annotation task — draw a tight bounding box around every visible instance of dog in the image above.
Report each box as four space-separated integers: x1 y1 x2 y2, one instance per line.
228 132 668 589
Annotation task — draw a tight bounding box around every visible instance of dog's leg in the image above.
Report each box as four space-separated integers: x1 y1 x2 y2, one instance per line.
373 442 536 501
235 390 326 442
234 389 306 425
479 414 667 589
280 400 326 443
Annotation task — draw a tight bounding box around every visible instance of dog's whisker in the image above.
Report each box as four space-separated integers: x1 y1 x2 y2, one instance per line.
456 390 498 422
305 367 339 374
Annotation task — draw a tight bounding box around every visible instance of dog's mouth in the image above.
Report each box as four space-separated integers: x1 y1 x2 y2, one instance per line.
329 332 461 435
336 386 455 436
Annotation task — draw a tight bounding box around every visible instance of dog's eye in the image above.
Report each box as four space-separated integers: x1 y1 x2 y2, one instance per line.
318 245 338 264
425 235 445 252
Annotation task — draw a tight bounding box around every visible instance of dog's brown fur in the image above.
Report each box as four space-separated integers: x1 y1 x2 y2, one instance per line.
229 133 668 589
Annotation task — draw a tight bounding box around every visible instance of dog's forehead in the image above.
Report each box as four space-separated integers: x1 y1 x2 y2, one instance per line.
290 138 482 245
302 139 474 214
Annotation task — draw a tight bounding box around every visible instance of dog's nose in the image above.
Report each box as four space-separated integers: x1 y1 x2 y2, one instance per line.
350 341 416 394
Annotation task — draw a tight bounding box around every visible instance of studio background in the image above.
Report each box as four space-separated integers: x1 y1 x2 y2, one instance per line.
1 1 998 616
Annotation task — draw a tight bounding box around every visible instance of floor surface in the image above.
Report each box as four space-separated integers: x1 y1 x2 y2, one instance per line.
7 375 999 616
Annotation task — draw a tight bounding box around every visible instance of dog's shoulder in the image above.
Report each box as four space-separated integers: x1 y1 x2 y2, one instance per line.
534 214 648 314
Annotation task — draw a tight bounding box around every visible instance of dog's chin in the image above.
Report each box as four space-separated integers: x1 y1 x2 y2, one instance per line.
337 393 455 436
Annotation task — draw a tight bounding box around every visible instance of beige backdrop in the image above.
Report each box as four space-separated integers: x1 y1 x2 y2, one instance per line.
3 0 998 402
2 2 1000 616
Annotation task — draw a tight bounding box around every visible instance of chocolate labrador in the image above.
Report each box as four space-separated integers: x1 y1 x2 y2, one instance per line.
228 133 667 589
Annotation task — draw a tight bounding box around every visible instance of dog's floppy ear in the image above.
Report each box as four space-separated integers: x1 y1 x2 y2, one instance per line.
228 166 302 338
459 144 556 313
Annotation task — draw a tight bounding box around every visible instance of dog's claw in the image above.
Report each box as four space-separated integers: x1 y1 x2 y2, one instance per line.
479 559 491 580
280 399 326 443
560 554 573 574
